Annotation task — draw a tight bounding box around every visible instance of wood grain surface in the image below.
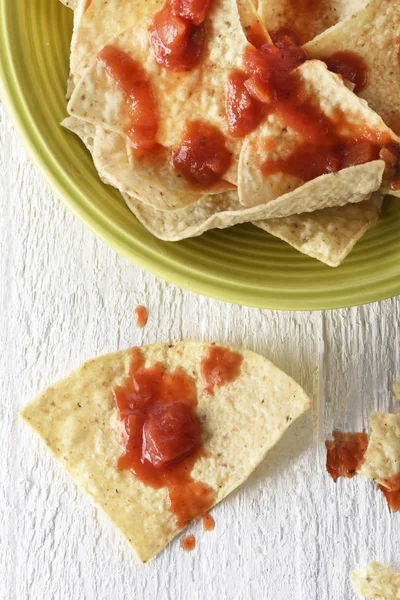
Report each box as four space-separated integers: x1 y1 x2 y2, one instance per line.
1 102 399 600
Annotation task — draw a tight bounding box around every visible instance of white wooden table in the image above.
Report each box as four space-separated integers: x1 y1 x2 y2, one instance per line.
2 100 400 600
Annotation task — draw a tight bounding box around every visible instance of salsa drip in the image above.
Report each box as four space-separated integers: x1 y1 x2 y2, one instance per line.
379 485 400 512
379 473 400 512
201 345 243 394
150 0 213 72
134 305 148 328
97 46 158 154
172 120 232 186
180 534 196 551
84 0 93 11
325 431 369 482
114 347 213 527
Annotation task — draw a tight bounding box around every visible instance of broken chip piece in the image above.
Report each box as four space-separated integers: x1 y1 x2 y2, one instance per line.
351 562 400 600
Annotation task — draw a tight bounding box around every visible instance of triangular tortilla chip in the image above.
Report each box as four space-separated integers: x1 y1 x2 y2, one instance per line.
258 0 367 44
238 60 394 207
358 413 400 489
68 0 246 183
70 0 164 77
351 562 400 600
304 0 400 135
254 193 383 267
20 342 311 562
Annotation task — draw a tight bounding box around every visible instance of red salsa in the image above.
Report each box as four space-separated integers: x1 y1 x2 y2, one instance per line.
150 0 212 72
381 472 400 492
180 534 196 551
324 51 368 94
97 46 158 153
326 431 369 482
380 485 400 512
202 513 215 531
84 0 92 10
172 121 232 186
201 345 243 394
114 347 213 527
134 305 148 328
231 40 399 181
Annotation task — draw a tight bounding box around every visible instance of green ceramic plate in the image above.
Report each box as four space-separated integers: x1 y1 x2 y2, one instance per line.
1 0 400 310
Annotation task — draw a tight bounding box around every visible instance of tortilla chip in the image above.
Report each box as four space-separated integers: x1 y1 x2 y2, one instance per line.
238 60 394 207
254 193 383 267
67 0 245 183
20 342 311 562
93 128 210 210
70 0 164 78
125 141 234 196
351 562 400 600
304 0 400 135
237 0 271 44
393 379 400 402
59 0 77 9
358 413 400 489
258 0 367 45
62 116 96 153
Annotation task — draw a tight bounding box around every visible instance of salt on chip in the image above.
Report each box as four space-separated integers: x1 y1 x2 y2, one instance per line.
238 60 395 207
304 0 400 135
358 413 400 490
351 562 400 600
258 0 367 45
20 342 311 562
253 193 383 267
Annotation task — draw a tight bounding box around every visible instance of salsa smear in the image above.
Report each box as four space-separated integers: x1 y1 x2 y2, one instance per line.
134 305 148 328
172 120 232 186
326 431 369 482
201 345 243 394
226 33 400 184
97 46 158 153
114 347 213 526
180 534 196 551
380 485 400 512
150 0 213 72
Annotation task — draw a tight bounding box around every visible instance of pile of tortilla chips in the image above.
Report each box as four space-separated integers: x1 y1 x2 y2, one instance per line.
61 0 400 266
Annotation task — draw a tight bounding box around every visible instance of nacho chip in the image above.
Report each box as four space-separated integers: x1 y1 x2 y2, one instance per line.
258 0 367 45
254 193 383 267
70 0 164 77
358 413 400 490
93 128 210 209
393 379 400 402
304 0 400 135
238 60 394 207
68 0 245 182
351 562 400 600
62 116 95 152
59 0 77 8
20 342 311 562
